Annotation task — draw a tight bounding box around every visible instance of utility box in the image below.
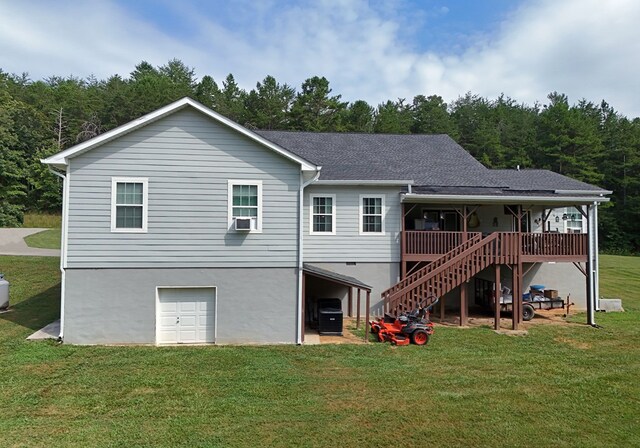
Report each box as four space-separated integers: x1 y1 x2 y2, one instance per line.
0 273 9 310
315 298 343 335
544 289 558 299
318 308 343 335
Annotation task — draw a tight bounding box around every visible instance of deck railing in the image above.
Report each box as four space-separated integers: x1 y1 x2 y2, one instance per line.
521 233 587 258
404 231 482 255
403 231 587 260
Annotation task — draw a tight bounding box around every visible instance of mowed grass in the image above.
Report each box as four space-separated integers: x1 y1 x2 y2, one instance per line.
23 229 61 250
0 256 638 447
22 213 62 228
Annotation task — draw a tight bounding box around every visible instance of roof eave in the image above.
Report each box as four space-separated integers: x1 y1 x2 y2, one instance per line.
314 179 414 186
41 97 319 171
402 193 611 205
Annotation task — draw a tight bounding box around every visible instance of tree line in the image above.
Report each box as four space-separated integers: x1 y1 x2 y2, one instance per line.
1 59 638 252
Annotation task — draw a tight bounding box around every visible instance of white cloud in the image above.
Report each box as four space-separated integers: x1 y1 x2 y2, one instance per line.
1 0 639 117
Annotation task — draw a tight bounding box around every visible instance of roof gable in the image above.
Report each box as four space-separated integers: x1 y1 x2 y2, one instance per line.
42 97 318 171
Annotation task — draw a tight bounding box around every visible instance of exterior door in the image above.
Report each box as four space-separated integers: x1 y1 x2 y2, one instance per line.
157 287 216 344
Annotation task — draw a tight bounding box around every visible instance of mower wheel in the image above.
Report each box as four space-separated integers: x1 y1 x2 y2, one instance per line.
522 304 535 321
411 330 429 346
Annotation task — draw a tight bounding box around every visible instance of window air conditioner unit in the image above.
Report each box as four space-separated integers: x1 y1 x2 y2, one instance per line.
235 217 254 231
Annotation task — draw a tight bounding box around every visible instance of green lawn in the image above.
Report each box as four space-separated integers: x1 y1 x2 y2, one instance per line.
23 229 61 250
0 255 638 447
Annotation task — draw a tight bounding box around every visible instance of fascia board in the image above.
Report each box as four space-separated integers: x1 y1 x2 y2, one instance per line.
41 97 319 171
402 193 610 205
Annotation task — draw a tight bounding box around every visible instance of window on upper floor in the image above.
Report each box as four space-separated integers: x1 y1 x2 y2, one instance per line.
111 177 148 232
360 195 384 234
228 180 262 232
310 194 336 234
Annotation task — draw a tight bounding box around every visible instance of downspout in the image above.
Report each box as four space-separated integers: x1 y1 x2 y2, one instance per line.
593 202 600 311
586 203 596 327
48 165 69 341
297 169 321 344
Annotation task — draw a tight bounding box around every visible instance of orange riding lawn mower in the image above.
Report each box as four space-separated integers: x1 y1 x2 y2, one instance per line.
370 297 438 346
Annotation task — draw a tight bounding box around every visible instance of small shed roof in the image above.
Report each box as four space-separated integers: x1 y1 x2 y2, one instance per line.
303 264 372 291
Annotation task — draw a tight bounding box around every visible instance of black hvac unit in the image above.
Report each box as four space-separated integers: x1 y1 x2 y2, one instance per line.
318 298 343 335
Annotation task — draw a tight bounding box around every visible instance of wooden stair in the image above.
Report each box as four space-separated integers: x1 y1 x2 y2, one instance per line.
382 232 519 314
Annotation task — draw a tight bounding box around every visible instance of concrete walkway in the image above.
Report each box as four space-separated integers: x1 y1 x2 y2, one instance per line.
0 228 60 257
27 319 60 340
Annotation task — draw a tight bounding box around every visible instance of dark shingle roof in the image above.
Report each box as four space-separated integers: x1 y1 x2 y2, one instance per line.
256 130 608 195
303 264 371 290
256 131 506 188
490 169 605 192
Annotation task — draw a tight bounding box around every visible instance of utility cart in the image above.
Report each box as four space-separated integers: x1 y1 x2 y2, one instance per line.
476 280 566 321
497 285 566 321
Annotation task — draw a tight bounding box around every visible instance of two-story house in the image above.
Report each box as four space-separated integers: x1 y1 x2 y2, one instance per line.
43 98 610 345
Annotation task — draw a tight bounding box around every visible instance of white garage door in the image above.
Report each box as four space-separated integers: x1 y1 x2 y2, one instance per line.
157 287 216 344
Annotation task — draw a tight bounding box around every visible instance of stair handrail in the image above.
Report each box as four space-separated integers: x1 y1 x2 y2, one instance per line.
381 233 482 299
387 232 501 307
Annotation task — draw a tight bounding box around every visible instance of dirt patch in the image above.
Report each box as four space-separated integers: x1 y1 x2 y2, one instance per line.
434 308 582 329
315 318 367 344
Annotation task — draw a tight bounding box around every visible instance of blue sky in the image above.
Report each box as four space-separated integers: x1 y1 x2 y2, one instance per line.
1 0 639 117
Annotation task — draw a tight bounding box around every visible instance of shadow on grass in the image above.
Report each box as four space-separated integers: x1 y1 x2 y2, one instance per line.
0 283 61 332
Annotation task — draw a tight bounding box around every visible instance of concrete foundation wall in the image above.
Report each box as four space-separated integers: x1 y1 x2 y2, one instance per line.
523 262 587 309
64 268 297 345
471 262 587 310
305 262 399 315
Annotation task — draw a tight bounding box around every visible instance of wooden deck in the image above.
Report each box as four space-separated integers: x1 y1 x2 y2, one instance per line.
402 231 588 264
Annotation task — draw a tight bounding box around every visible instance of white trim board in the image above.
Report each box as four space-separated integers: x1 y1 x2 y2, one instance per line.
110 177 149 233
309 194 337 235
41 97 319 172
359 194 386 235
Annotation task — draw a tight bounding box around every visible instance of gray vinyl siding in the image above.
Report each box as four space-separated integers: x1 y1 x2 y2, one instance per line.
303 186 401 262
66 108 300 268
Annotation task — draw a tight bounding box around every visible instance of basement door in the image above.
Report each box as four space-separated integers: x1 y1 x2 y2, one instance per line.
157 287 216 344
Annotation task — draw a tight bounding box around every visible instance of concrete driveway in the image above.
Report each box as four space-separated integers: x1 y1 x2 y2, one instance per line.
0 228 61 257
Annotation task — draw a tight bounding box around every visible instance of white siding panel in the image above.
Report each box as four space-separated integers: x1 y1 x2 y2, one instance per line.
67 108 300 268
303 186 401 262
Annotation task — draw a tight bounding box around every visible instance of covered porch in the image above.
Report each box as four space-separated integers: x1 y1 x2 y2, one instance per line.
390 192 605 330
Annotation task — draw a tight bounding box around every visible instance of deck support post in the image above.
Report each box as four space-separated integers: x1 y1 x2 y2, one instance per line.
356 289 361 329
494 264 501 330
511 263 519 330
364 290 371 342
440 295 445 322
459 283 468 326
347 288 353 317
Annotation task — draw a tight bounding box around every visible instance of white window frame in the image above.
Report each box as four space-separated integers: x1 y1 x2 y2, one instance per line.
359 195 385 235
309 194 336 235
111 177 148 233
228 180 263 233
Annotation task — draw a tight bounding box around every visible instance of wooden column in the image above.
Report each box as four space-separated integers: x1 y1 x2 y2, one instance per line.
356 289 361 329
301 272 306 343
347 288 353 317
516 205 523 326
364 290 371 342
494 264 501 330
440 295 445 322
459 284 468 326
511 263 519 330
